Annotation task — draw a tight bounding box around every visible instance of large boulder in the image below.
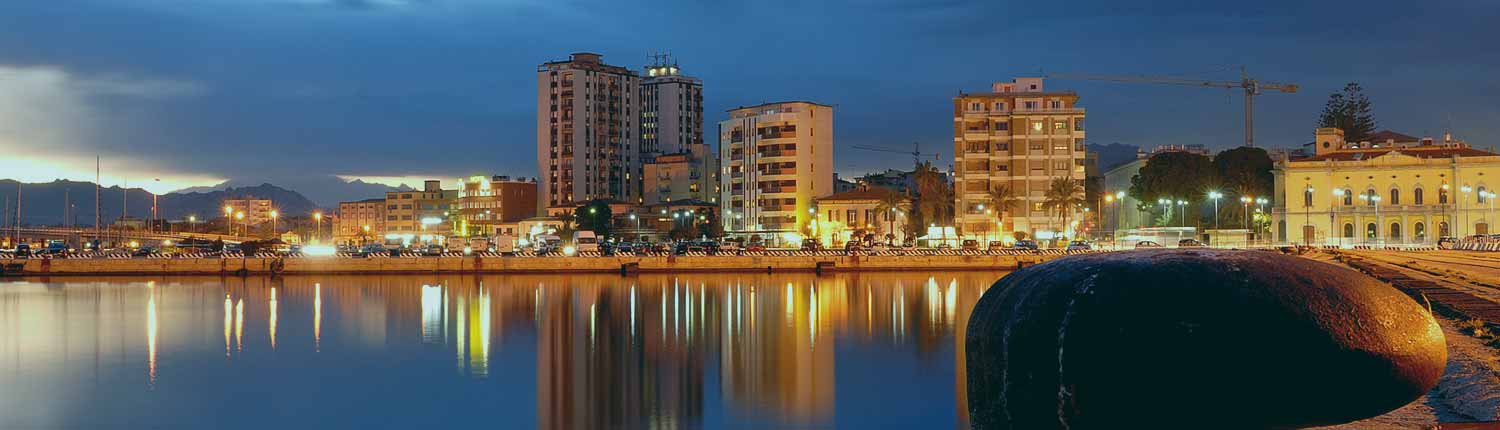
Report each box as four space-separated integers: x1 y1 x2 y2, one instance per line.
966 249 1446 429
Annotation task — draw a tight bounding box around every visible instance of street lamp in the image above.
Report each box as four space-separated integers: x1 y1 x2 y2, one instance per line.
1240 196 1253 230
313 212 323 244
1207 191 1222 230
269 210 279 238
1176 200 1187 227
223 205 234 235
1331 189 1344 247
235 211 245 238
1461 185 1473 236
189 215 197 235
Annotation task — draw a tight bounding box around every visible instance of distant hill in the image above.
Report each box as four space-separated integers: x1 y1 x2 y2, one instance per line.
170 175 411 207
0 179 320 226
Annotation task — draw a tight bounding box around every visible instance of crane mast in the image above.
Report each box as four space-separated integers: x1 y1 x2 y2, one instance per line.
1047 68 1297 147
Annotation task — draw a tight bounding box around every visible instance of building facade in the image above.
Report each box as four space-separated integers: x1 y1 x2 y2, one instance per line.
334 198 385 245
953 78 1087 241
718 101 834 244
383 180 455 245
454 175 539 238
222 198 273 226
643 144 718 205
640 56 703 156
537 52 642 212
813 188 910 246
1272 128 1500 245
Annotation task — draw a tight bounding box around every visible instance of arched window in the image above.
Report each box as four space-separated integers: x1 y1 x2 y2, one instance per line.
1414 188 1424 205
1343 223 1355 238
1389 222 1402 240
1414 222 1426 240
1303 188 1314 207
1366 223 1378 239
1365 189 1378 206
1343 188 1353 206
1389 188 1400 205
1480 186 1489 204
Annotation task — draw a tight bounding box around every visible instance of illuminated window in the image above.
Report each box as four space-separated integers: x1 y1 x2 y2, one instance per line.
1031 121 1043 133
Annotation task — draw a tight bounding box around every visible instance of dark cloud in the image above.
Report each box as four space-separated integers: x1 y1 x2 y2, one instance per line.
1 0 1497 197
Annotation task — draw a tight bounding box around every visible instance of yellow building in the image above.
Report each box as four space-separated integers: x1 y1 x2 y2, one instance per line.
813 187 910 246
1272 128 1500 246
718 101 834 245
953 77 1087 241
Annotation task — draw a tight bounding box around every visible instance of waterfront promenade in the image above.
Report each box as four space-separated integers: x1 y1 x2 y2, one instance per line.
0 249 1087 276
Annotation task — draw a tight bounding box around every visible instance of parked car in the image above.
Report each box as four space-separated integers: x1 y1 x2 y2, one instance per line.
1011 239 1039 251
1437 236 1458 249
13 244 32 258
845 241 864 254
421 244 445 256
1066 240 1093 251
534 234 562 255
354 243 386 257
614 242 635 255
869 242 888 253
745 243 766 253
446 238 470 253
1178 239 1207 248
800 239 822 252
493 234 516 254
988 241 1006 252
718 241 740 254
961 239 980 251
1135 241 1163 249
131 246 159 257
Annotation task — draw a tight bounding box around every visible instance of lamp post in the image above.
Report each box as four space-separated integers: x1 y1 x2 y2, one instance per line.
189 215 196 235
223 205 234 236
1207 191 1222 230
1176 200 1187 227
1461 185 1472 237
235 212 245 239
1303 186 1313 245
313 212 323 244
269 210 279 239
1240 196 1252 230
1157 198 1169 227
1331 189 1343 247
1485 191 1496 234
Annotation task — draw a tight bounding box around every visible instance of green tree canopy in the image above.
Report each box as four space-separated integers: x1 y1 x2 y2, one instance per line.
573 200 612 238
1129 151 1215 205
1212 146 1274 200
908 161 954 234
1317 82 1377 142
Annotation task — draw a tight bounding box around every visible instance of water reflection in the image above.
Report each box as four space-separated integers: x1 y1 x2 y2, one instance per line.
0 272 1002 429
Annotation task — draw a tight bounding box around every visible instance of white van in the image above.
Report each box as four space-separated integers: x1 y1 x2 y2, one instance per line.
468 236 491 252
535 234 562 254
446 237 470 253
493 234 516 254
573 231 599 252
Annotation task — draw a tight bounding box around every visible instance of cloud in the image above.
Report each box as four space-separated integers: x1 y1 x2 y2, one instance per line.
0 65 220 193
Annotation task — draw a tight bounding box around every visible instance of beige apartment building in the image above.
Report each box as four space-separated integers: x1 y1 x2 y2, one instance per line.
718 101 834 244
536 52 642 212
453 175 538 238
644 144 718 204
953 77 1087 241
334 198 384 245
221 198 273 226
383 180 455 245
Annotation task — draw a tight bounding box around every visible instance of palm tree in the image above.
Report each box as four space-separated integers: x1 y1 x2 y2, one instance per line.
875 190 908 244
557 212 576 242
1044 177 1084 239
987 185 1017 235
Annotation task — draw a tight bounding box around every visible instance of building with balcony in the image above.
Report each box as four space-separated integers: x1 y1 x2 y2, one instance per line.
644 144 718 205
537 52 642 212
718 101 834 245
334 198 384 246
641 55 703 157
382 180 456 245
453 175 538 238
953 77 1087 241
221 198 274 226
1272 128 1500 245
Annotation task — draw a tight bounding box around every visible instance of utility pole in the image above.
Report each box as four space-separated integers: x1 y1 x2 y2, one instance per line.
95 156 101 248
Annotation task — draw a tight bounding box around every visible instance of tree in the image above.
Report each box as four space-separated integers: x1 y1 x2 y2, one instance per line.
1044 177 1084 239
1317 82 1377 142
695 208 723 239
986 185 1018 234
574 200 612 238
556 212 576 241
1213 147 1274 225
909 161 954 235
875 190 908 244
1129 151 1215 227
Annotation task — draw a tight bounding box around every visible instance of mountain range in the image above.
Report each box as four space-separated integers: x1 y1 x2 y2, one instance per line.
172 175 412 207
0 180 325 226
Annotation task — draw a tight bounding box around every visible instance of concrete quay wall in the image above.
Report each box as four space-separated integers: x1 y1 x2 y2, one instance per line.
1 254 1060 276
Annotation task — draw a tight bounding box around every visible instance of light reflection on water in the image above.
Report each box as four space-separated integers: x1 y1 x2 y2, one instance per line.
0 271 1004 429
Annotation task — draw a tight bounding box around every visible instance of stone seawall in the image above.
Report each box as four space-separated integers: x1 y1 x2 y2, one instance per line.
1 254 1060 276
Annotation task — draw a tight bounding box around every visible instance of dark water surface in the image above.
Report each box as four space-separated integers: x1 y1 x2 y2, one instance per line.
0 272 1005 429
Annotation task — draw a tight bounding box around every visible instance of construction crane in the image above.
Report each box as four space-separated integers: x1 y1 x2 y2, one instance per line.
1046 67 1298 148
850 142 935 167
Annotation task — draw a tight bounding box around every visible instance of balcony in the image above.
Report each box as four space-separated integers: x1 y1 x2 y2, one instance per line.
757 149 797 158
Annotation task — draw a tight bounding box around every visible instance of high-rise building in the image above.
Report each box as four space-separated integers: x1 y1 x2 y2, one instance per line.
453 175 538 237
537 52 642 212
640 55 703 156
953 78 1087 241
640 55 717 205
718 101 834 244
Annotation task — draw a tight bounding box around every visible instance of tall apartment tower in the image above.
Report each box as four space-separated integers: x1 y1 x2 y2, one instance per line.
640 54 703 156
719 102 834 244
641 55 717 204
953 78 1086 240
536 52 641 212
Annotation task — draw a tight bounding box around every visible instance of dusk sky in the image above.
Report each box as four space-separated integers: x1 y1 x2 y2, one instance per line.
2 0 1496 199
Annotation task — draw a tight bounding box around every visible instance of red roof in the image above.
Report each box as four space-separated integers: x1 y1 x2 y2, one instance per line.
1295 146 1497 162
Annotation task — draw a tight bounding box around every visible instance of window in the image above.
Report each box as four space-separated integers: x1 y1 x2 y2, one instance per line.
1342 188 1353 205
995 121 1008 131
1074 139 1085 151
969 102 981 111
1074 119 1085 131
1053 142 1069 151
1364 189 1377 206
1480 186 1489 203
1414 222 1426 240
1029 143 1043 151
1024 101 1038 110
1054 161 1069 170
1365 223 1377 239
1050 100 1062 109
1053 121 1067 131
1389 188 1400 205
997 143 1009 151
1030 121 1043 133
1343 223 1354 238
994 102 1005 111
1414 188 1424 205
1389 223 1402 240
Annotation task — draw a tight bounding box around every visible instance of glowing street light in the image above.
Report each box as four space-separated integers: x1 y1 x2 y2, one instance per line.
313 212 323 244
1207 191 1223 230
